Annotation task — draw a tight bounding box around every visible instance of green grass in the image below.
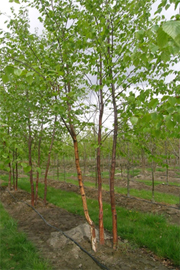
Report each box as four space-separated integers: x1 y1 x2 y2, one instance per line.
136 179 180 187
0 202 52 270
86 171 110 178
156 167 166 172
16 178 180 266
1 174 179 205
127 168 141 176
47 176 179 205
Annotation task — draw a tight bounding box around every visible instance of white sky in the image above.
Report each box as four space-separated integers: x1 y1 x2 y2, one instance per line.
0 0 179 129
0 0 179 34
0 1 42 33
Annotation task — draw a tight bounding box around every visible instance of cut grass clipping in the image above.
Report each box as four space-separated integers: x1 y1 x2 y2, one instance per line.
0 203 52 270
16 178 180 266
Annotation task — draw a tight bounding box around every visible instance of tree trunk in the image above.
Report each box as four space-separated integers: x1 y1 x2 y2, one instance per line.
64 78 96 252
96 53 105 245
127 143 130 197
151 161 155 203
72 131 96 252
15 148 18 191
109 82 118 249
83 143 87 177
57 157 60 181
141 148 146 176
127 165 130 198
44 115 57 204
63 154 66 182
8 162 11 189
7 128 11 189
178 139 180 207
35 124 43 205
12 150 15 190
28 130 34 206
165 140 169 185
26 90 34 206
107 19 118 248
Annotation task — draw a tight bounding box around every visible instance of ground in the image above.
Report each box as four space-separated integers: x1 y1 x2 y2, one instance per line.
43 174 180 225
1 169 180 270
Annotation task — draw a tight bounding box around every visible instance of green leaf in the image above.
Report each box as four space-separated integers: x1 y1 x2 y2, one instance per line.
9 0 20 2
26 76 33 84
175 0 180 9
21 162 28 168
157 27 169 47
135 30 145 39
4 66 14 75
23 165 31 173
26 71 34 77
36 167 41 174
162 20 180 46
151 112 159 121
148 98 159 109
149 44 159 53
166 119 175 130
2 74 9 83
14 69 23 76
130 116 138 125
161 51 170 62
168 96 177 106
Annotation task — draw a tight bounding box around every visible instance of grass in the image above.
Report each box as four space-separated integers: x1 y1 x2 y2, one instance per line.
52 176 180 205
156 167 166 172
16 178 180 266
136 179 180 187
0 202 52 270
127 168 141 176
86 171 110 178
1 174 179 205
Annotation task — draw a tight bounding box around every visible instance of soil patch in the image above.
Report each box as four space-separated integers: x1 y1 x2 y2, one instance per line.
0 186 179 270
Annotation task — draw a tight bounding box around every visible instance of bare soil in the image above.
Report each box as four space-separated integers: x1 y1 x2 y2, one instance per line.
0 179 180 270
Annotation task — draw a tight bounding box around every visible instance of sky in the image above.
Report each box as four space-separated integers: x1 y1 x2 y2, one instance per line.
0 1 42 33
0 0 179 129
0 0 178 34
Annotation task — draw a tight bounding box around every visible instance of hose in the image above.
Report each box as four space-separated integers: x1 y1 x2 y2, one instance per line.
5 188 110 270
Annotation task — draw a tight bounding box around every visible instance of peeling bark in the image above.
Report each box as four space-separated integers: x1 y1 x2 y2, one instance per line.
62 78 96 252
97 54 104 245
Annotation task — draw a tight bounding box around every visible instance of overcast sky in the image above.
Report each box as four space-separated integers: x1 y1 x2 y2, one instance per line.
0 1 41 33
0 0 178 34
0 1 178 128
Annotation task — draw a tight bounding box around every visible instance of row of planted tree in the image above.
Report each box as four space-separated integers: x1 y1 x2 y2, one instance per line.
0 0 180 251
1 128 179 195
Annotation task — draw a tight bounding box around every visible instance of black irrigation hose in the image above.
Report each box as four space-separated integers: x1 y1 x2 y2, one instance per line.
5 189 110 270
